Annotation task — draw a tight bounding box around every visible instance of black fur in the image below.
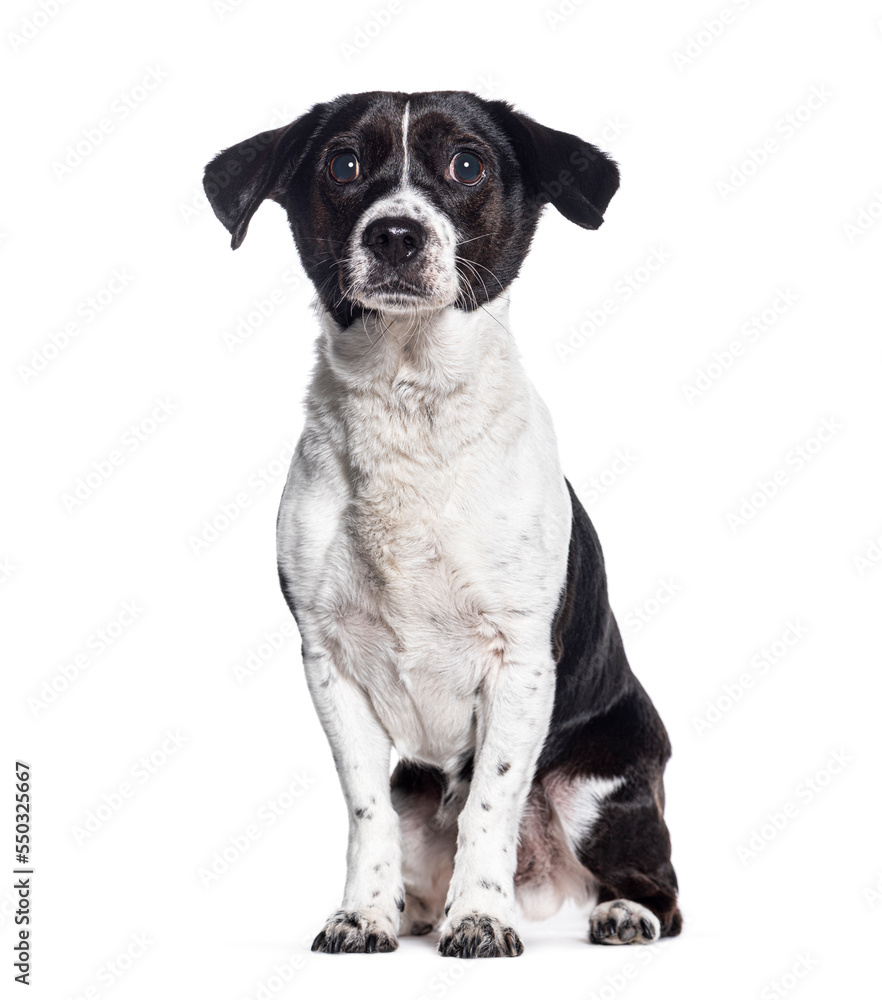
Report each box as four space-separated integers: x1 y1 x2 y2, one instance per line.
539 481 681 937
203 91 619 327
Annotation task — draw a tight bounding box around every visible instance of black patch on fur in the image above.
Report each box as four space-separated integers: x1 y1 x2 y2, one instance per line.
497 761 511 776
537 480 681 937
203 91 618 327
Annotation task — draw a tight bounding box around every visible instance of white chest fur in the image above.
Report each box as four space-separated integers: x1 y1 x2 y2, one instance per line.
277 299 572 768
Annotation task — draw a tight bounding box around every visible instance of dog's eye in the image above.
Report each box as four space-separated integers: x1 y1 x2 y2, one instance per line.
450 151 484 185
329 152 360 184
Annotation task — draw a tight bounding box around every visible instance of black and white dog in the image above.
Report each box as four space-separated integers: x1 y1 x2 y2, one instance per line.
204 91 681 959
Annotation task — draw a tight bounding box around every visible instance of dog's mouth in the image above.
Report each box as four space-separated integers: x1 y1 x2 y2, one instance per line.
343 269 454 314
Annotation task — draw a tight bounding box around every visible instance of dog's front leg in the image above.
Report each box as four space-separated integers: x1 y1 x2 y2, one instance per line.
305 649 404 954
439 640 556 958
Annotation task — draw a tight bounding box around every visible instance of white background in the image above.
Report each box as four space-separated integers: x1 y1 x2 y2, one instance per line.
4 0 882 997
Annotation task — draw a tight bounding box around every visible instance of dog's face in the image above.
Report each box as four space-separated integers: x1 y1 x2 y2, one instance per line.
204 91 619 327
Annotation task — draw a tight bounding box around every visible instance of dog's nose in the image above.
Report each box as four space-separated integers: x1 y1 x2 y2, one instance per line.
363 216 426 267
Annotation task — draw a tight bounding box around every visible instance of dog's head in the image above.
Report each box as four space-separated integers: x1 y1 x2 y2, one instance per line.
203 91 619 327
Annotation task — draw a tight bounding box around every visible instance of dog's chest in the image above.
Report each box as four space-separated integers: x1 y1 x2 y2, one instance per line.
281 311 571 765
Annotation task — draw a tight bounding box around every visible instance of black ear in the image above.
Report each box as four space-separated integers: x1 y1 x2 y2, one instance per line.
487 101 620 230
203 104 326 249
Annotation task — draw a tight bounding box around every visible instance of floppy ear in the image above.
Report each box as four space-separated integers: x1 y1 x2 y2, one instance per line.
203 104 326 249
487 101 620 230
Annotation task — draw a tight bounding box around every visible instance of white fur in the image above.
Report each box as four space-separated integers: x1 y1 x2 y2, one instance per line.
278 293 572 934
278 146 578 943
551 774 626 853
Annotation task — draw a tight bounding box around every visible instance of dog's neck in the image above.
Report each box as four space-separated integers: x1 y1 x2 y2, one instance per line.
315 295 521 400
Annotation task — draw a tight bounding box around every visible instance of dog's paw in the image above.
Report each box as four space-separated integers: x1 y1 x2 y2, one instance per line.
589 899 660 945
311 910 398 954
438 914 523 958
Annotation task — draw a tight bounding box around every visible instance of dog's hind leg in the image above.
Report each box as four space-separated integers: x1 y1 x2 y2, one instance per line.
391 761 458 937
552 769 682 944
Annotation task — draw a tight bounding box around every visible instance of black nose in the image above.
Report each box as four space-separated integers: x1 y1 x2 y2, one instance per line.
363 216 426 267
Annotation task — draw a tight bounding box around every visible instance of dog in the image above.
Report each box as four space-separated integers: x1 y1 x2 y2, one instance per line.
203 91 682 959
